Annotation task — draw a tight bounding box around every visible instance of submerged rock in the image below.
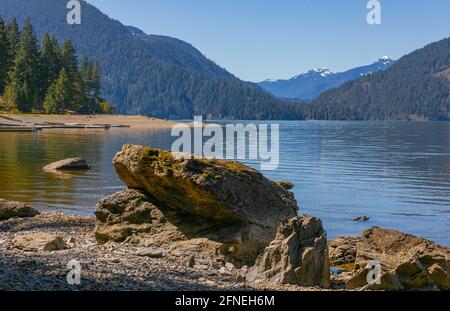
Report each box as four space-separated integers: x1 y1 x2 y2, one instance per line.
43 157 90 171
110 145 298 264
0 199 40 220
247 215 331 288
352 216 370 222
330 227 450 290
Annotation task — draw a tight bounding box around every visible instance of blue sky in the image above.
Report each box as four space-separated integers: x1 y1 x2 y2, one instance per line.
86 0 450 82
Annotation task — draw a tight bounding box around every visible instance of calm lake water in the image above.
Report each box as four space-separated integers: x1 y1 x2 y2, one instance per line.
0 121 449 246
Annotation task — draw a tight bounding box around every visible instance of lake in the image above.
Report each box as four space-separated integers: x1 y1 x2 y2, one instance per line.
0 121 449 246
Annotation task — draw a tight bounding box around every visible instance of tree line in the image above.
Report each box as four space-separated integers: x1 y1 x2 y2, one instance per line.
0 17 114 114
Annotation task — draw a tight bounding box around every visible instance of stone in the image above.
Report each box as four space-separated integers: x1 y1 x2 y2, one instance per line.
13 233 65 252
352 216 369 222
43 157 90 171
275 180 295 190
335 227 450 290
66 237 76 248
111 145 298 264
94 189 186 244
0 199 40 220
246 215 331 288
136 246 164 258
328 236 360 270
187 255 196 268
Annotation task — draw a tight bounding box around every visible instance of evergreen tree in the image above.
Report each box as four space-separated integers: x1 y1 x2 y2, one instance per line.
41 33 61 97
60 41 79 76
7 18 42 112
6 17 20 52
44 68 71 114
6 17 20 68
78 57 104 114
60 41 86 111
91 60 102 99
0 17 9 94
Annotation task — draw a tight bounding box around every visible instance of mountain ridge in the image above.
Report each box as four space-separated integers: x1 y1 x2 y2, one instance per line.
309 37 450 121
258 57 395 100
0 0 304 120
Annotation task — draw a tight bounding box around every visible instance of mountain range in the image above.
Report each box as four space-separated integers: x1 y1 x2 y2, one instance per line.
0 0 304 120
258 57 395 100
0 0 449 121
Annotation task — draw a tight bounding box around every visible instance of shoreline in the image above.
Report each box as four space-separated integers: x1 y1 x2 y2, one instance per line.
0 212 326 291
0 114 179 129
2 212 448 291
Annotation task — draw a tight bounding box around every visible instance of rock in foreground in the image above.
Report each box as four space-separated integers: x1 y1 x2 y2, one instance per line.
43 157 90 171
247 215 331 288
12 232 65 252
110 145 298 263
0 199 40 220
330 227 450 290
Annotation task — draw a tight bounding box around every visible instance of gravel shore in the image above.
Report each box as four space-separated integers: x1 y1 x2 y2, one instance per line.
0 213 325 291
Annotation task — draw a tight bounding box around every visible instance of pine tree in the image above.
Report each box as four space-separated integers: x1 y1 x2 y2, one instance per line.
60 41 86 112
6 17 20 68
8 18 42 112
92 60 102 100
6 18 20 51
60 41 79 76
41 33 61 97
0 17 9 94
44 68 71 114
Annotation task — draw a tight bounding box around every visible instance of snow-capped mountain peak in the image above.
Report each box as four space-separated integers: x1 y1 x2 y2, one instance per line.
377 56 394 64
258 57 395 100
293 68 333 79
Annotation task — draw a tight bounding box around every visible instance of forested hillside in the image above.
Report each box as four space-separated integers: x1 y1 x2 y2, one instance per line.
0 17 112 114
0 0 304 120
309 38 450 121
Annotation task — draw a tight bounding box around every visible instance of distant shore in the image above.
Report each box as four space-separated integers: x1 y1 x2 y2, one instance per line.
0 114 179 129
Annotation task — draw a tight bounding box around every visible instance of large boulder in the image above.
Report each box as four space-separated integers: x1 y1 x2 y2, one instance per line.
43 157 90 171
246 215 331 288
330 227 450 290
95 189 240 264
0 199 40 220
110 145 298 263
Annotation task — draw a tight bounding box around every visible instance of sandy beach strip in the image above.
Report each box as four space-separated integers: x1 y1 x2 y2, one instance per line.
0 114 181 129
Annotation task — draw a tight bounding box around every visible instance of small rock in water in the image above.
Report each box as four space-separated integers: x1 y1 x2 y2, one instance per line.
136 246 164 258
352 216 370 222
43 157 90 172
